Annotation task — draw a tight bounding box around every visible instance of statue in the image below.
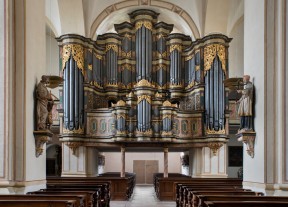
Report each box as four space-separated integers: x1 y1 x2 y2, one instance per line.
237 75 254 132
36 75 54 130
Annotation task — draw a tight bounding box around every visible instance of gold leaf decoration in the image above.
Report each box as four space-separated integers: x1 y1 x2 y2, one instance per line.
137 95 151 104
88 64 92 71
63 127 84 134
206 128 226 135
135 79 154 88
169 44 182 53
105 44 118 53
62 44 85 76
135 20 153 31
121 50 132 58
204 44 226 74
163 100 177 107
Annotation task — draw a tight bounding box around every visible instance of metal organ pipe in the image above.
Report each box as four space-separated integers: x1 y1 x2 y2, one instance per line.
74 60 79 129
69 57 75 130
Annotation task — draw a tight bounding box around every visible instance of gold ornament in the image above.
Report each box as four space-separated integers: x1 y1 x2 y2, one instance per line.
204 44 226 74
105 44 118 53
135 20 153 31
169 44 182 53
208 142 224 156
62 44 85 76
135 79 153 88
206 128 226 135
137 95 151 104
63 127 84 134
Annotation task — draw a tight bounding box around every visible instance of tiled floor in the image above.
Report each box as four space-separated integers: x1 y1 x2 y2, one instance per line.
110 185 175 207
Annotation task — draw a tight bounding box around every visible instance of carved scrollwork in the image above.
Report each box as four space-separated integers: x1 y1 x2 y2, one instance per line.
206 128 226 135
137 95 151 104
63 127 84 134
237 132 256 158
135 20 153 31
121 50 132 58
62 44 85 76
135 79 154 88
204 44 226 74
65 142 82 155
135 128 153 136
208 142 224 156
169 44 182 53
105 44 118 53
163 100 177 107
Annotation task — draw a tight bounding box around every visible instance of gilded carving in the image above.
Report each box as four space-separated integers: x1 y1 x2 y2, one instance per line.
94 53 103 60
206 128 226 135
184 54 194 61
62 44 85 76
154 64 167 72
163 100 177 107
208 142 224 156
169 83 184 89
121 50 132 58
135 20 153 31
65 142 82 155
155 92 162 98
112 100 126 107
63 127 85 134
137 95 151 104
155 51 167 59
105 44 118 53
204 44 226 74
195 65 200 71
185 81 195 89
93 81 103 89
135 79 154 88
161 131 173 136
135 128 153 136
121 63 135 72
169 44 182 53
88 64 92 70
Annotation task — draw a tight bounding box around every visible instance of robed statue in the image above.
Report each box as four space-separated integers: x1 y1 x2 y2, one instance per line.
36 75 54 130
237 75 254 131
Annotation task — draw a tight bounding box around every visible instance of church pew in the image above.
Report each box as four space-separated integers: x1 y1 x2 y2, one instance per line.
28 191 93 207
204 201 288 207
153 174 242 200
176 183 243 205
47 173 135 200
0 200 77 207
38 188 103 207
46 183 108 205
188 191 263 207
176 187 249 206
198 195 288 207
0 195 84 207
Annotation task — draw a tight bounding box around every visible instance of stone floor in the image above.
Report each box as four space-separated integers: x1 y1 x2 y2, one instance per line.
110 185 175 207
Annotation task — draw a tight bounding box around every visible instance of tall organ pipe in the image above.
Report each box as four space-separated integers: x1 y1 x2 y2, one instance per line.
69 57 75 130
74 60 79 129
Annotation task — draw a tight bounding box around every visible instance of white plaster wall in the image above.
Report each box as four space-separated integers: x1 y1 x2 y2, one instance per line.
243 0 265 184
25 0 47 181
204 0 229 35
45 0 61 37
103 152 181 174
46 32 60 97
227 0 244 35
228 18 244 78
58 0 85 36
0 0 5 178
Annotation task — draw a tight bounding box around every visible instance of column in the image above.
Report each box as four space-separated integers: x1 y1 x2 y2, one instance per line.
121 146 126 178
164 147 168 178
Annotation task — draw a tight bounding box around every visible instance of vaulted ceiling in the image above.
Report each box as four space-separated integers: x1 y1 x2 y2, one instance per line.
45 0 244 40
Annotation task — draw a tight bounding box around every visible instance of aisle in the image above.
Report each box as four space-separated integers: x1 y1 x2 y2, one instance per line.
110 185 175 207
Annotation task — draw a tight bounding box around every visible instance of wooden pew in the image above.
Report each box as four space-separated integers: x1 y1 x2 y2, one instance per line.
204 201 288 207
38 189 102 207
189 191 263 207
29 190 96 207
198 195 288 207
0 195 83 207
47 172 135 201
0 200 77 207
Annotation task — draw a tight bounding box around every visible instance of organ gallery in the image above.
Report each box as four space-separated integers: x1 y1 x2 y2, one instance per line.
57 9 232 159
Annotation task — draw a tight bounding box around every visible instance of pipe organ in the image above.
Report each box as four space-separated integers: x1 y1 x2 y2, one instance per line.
57 10 232 152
